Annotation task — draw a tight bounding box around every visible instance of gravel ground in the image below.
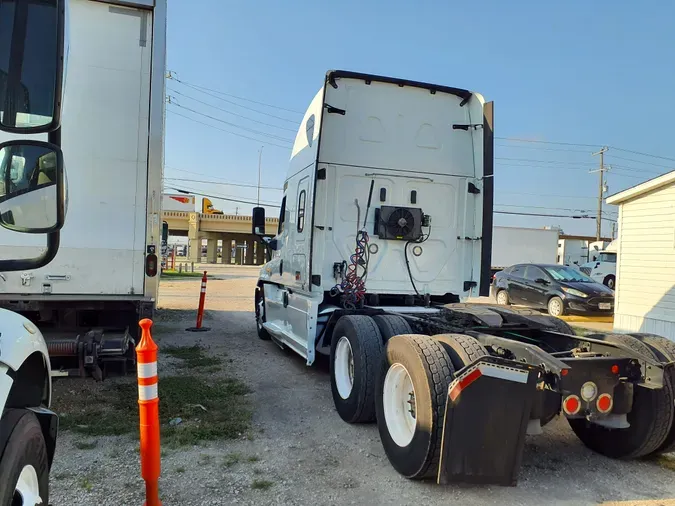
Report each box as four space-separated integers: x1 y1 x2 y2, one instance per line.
49 264 675 505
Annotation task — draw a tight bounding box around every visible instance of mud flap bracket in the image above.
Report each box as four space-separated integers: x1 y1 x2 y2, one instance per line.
438 356 539 486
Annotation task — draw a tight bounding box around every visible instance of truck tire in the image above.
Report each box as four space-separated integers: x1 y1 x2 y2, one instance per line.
0 410 50 506
330 315 383 423
568 333 674 459
375 334 454 479
603 275 616 290
371 315 412 341
254 287 270 340
432 334 488 370
628 333 675 455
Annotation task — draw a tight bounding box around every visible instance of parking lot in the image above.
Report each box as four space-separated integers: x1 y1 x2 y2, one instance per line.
49 265 675 505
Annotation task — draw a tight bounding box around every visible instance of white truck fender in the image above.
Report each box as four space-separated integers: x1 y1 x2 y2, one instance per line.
0 308 52 408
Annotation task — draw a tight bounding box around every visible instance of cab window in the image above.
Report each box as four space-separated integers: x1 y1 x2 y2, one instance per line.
277 196 286 234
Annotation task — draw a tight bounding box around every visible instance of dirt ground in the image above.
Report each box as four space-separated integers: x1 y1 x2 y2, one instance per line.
49 264 675 505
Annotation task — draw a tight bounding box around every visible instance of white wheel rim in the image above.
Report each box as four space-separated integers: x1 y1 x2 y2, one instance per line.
550 299 562 316
497 291 507 304
14 465 42 505
335 336 354 400
383 363 417 447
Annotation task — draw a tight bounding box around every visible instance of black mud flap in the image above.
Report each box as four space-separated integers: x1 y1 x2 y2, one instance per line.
438 356 539 486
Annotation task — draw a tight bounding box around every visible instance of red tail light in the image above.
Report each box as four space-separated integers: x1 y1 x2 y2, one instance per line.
146 253 158 277
563 395 581 415
597 393 613 413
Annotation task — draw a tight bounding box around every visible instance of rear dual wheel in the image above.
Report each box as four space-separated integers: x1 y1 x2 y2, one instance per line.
375 333 487 479
568 333 674 459
329 315 411 424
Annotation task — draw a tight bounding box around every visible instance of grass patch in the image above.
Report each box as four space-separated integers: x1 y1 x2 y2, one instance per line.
175 466 186 474
247 455 260 463
162 344 222 369
655 455 675 472
79 477 93 492
251 479 274 490
222 453 242 468
161 270 204 279
54 375 251 445
74 440 98 450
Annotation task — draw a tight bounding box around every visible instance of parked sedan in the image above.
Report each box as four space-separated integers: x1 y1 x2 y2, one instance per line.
492 263 614 316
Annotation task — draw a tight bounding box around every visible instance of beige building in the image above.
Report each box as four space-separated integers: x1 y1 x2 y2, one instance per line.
607 170 675 341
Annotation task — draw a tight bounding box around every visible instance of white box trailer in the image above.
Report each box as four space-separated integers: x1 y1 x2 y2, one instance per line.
491 226 559 272
0 0 166 377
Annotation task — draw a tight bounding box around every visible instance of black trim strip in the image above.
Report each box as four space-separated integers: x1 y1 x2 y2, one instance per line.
326 70 473 104
307 79 330 293
479 102 494 297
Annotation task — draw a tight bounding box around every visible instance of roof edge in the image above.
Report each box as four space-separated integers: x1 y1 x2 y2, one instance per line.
606 170 675 205
325 70 473 104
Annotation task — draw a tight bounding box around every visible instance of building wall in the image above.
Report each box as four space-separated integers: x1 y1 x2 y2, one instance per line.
613 182 675 341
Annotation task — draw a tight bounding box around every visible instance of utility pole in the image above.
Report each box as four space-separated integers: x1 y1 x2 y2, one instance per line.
257 146 264 206
591 147 609 241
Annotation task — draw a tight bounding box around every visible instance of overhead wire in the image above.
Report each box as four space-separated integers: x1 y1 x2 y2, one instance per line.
169 77 301 124
168 88 298 133
168 74 305 115
164 177 282 190
166 109 292 150
170 102 294 143
166 185 281 208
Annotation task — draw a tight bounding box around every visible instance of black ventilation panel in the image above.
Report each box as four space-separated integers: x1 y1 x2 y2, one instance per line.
375 206 424 241
410 190 417 204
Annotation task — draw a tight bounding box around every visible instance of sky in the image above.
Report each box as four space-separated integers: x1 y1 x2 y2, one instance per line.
164 0 675 237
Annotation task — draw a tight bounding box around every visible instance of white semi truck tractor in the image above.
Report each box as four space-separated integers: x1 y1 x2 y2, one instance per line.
252 71 675 486
0 0 69 503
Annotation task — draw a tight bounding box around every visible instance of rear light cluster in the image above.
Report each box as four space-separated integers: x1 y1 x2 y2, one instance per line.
563 380 614 416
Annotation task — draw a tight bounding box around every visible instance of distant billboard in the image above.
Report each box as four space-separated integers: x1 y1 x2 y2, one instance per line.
163 193 196 212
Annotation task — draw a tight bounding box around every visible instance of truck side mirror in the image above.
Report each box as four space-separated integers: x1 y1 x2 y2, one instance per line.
0 0 66 134
0 140 65 233
252 206 265 235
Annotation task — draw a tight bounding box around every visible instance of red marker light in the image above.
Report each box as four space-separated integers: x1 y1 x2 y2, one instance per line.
563 395 581 415
611 364 619 374
597 393 613 413
561 369 569 376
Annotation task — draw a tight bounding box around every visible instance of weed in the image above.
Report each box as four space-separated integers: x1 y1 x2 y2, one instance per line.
199 454 214 465
53 374 251 445
222 453 242 468
162 345 222 369
251 479 274 490
175 466 186 474
656 455 675 472
79 477 93 492
247 455 260 463
74 440 97 450
253 468 263 475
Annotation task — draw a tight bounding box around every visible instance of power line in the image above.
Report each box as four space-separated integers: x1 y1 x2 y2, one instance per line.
168 74 305 115
165 177 282 191
608 146 675 164
495 203 595 213
168 88 298 133
170 102 294 144
495 210 595 219
495 137 602 148
496 157 597 167
497 191 597 201
170 77 301 125
606 154 675 169
165 165 284 187
495 142 592 154
166 186 281 208
166 109 292 150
